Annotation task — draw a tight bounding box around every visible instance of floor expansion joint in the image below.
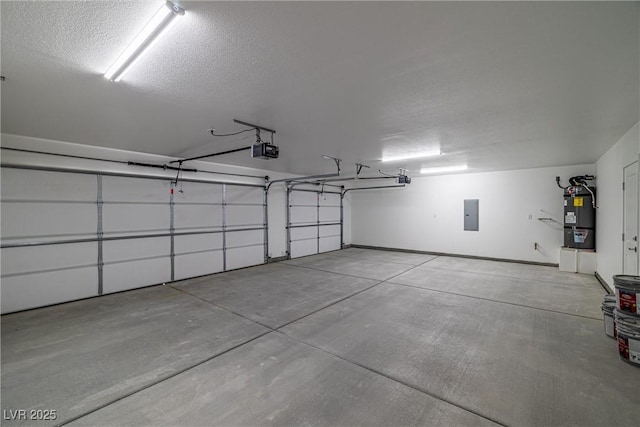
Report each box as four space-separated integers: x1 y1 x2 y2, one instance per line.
387 281 603 321
276 329 508 427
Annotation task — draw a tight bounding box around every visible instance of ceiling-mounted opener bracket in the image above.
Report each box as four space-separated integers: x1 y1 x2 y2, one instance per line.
171 160 183 185
379 168 411 184
322 155 342 174
233 119 279 159
341 184 406 198
355 163 370 178
233 119 276 137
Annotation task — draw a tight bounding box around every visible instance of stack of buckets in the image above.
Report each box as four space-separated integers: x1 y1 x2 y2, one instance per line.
607 275 640 366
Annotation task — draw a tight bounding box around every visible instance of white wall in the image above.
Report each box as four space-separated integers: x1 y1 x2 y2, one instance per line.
342 192 352 246
595 122 640 289
351 164 595 264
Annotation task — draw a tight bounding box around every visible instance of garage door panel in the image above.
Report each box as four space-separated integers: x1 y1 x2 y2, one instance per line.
290 227 317 241
319 224 341 238
1 267 98 314
103 258 170 294
318 193 340 207
174 205 223 230
174 182 223 203
174 251 224 281
226 229 263 248
319 236 341 253
225 186 263 204
103 237 169 263
1 243 96 276
102 176 169 202
290 239 317 258
290 206 316 225
290 191 318 205
175 234 223 254
226 205 263 228
103 204 169 235
319 206 341 222
2 203 96 241
227 245 264 270
1 168 96 201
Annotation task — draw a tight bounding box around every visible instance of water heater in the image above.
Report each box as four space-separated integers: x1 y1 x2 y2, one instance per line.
563 186 596 249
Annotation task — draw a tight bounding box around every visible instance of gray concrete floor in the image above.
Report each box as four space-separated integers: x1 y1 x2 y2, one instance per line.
2 249 639 426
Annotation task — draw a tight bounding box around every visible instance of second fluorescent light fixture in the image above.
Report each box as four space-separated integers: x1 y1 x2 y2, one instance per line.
420 164 468 174
104 1 185 82
381 149 441 163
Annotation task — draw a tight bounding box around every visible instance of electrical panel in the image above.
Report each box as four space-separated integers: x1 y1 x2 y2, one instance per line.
464 199 479 231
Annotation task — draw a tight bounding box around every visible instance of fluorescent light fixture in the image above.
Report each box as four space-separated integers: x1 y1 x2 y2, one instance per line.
381 149 441 162
420 164 468 174
104 1 184 82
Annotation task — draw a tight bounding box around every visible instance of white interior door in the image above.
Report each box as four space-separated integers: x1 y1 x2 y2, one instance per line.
623 161 638 275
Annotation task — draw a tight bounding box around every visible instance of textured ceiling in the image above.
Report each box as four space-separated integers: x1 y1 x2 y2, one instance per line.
1 1 638 176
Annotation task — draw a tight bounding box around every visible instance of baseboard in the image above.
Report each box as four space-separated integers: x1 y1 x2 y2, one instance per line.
594 271 613 294
350 244 559 268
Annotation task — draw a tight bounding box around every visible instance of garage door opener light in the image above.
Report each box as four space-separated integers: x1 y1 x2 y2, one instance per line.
104 1 185 82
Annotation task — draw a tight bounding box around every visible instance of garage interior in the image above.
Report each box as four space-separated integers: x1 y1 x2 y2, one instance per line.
1 1 639 426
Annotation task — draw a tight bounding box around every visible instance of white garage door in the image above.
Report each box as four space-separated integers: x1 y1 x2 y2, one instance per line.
288 188 342 258
0 166 266 313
